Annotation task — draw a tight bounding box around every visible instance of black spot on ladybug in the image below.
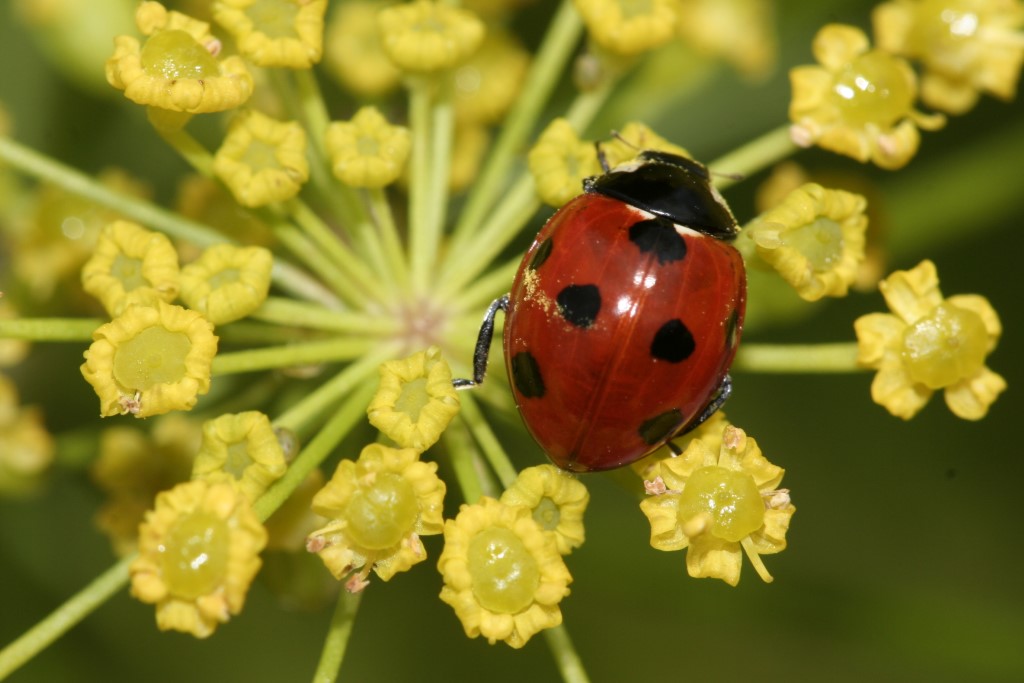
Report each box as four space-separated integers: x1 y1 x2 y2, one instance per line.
724 307 741 351
629 218 687 265
650 319 695 363
556 284 601 328
638 409 683 446
528 237 553 271
510 351 545 399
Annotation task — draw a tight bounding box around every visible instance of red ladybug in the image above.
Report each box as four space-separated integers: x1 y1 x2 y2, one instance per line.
455 151 746 472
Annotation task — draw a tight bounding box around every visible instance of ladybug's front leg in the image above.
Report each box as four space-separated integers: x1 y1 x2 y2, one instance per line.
452 295 509 389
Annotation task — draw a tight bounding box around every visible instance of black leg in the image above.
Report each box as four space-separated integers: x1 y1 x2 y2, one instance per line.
452 295 509 389
668 374 733 444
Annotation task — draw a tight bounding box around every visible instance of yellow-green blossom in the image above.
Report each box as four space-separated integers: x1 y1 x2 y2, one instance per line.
0 300 29 368
437 496 572 648
874 0 1024 114
453 28 530 125
527 118 601 208
742 183 868 301
574 0 679 57
192 411 287 501
91 414 200 555
306 444 446 588
325 106 411 189
81 220 179 317
640 426 794 586
366 346 460 453
81 301 218 418
377 1 486 73
105 1 253 114
449 124 490 192
677 0 778 80
500 465 589 555
789 23 944 169
213 0 328 69
0 373 55 496
130 476 267 638
854 259 1006 420
179 243 273 325
323 0 401 97
213 109 309 207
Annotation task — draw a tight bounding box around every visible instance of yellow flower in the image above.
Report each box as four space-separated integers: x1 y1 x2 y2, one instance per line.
213 0 328 69
854 259 1006 420
323 0 401 98
306 444 446 588
437 497 572 648
179 243 273 325
639 426 795 586
677 0 778 80
0 373 55 496
192 411 287 501
366 346 460 453
213 109 309 207
789 24 945 170
91 414 201 556
527 118 601 208
453 28 530 125
599 121 690 168
324 106 411 189
500 465 589 555
130 476 267 638
449 124 491 193
80 220 180 317
630 410 732 481
742 183 868 301
0 299 30 368
874 0 1024 114
81 301 218 418
105 1 253 114
377 0 486 73
574 0 679 57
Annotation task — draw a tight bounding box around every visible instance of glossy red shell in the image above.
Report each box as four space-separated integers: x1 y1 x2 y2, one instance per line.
503 193 746 472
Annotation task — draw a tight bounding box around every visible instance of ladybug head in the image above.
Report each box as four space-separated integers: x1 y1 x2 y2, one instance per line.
583 151 739 241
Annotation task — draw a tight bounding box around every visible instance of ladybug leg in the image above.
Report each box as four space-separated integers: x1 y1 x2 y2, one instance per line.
668 374 733 444
452 295 509 389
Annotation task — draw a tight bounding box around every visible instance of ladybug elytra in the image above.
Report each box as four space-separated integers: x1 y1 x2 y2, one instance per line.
455 150 746 472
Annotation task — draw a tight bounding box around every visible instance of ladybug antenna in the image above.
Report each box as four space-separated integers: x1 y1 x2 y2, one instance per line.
594 142 612 173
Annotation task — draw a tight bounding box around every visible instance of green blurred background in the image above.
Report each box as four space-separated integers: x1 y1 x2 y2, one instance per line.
1 1 1022 681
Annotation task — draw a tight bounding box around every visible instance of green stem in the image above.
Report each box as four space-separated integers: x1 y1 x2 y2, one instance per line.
732 342 862 373
366 187 409 291
0 555 133 680
271 221 364 307
709 124 796 190
154 126 215 177
449 0 583 247
311 590 363 683
442 418 495 503
450 256 519 315
251 297 398 334
212 337 378 376
272 343 398 435
0 136 339 308
564 77 616 134
543 624 591 683
256 382 376 521
0 318 101 341
457 392 518 489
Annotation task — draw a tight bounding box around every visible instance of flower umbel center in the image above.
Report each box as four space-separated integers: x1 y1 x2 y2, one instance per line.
467 527 540 614
831 51 914 127
112 254 146 291
140 30 220 80
344 472 419 550
532 497 561 532
394 377 429 421
159 511 231 601
900 302 988 388
224 440 253 479
248 0 301 39
209 268 241 289
782 217 845 271
242 139 281 170
677 466 765 542
112 326 191 390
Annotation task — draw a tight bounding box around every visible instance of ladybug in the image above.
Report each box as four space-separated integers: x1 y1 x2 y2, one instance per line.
454 150 746 472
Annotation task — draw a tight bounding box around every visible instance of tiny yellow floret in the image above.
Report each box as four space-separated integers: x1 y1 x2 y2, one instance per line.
213 0 328 69
0 373 56 496
453 28 530 125
130 476 267 638
325 106 412 189
323 0 401 97
192 411 287 501
500 465 590 555
306 443 446 587
377 1 486 73
81 301 218 418
854 259 1006 420
437 497 572 648
367 346 460 452
677 0 778 80
528 118 602 208
81 220 180 317
213 109 309 207
179 243 273 325
574 0 679 57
